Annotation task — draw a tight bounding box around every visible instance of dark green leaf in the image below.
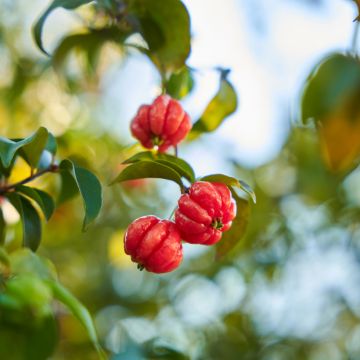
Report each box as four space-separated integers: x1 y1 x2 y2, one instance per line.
166 66 194 99
53 27 133 69
0 209 5 247
57 170 79 205
301 53 360 123
59 160 102 231
0 127 49 168
128 0 191 71
215 192 250 260
123 151 195 182
16 185 55 221
33 0 94 55
48 280 106 359
7 193 42 252
111 160 185 190
190 71 238 139
200 174 256 203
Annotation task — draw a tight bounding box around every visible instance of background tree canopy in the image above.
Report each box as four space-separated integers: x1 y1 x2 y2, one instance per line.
1 0 360 359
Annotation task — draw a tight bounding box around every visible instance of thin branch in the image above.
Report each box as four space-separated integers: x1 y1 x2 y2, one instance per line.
0 165 59 195
352 19 360 55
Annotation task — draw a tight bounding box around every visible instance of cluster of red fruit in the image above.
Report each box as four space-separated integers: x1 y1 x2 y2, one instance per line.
124 95 237 273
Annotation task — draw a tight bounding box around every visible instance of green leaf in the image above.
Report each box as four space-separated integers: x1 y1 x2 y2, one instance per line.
45 132 57 155
19 127 49 168
33 0 94 55
123 151 195 182
53 27 133 69
0 246 10 272
111 160 185 190
166 66 194 100
0 127 49 168
128 0 191 71
6 193 42 252
57 170 79 205
200 174 256 203
59 160 102 231
48 280 106 360
301 53 360 124
16 185 55 221
0 209 5 247
215 192 250 260
10 249 57 280
190 70 238 139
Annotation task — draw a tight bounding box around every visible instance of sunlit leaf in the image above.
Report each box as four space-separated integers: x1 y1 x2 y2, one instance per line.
0 127 49 168
59 160 102 231
190 70 238 139
318 106 360 173
301 53 360 124
6 193 42 252
48 280 106 359
215 192 250 260
166 66 194 99
16 185 55 221
33 0 94 55
111 160 185 190
128 0 191 71
123 151 195 182
200 174 256 203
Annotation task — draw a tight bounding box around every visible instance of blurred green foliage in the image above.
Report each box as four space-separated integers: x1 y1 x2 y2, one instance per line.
0 0 360 359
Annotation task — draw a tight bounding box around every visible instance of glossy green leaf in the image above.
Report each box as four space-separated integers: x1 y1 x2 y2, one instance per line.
57 170 79 205
53 27 133 69
0 127 49 168
111 160 185 190
59 160 102 231
0 209 5 247
123 151 195 182
16 185 55 221
200 174 256 203
128 0 191 71
166 66 194 99
190 71 238 138
33 0 94 55
48 280 106 359
301 53 360 124
6 193 42 252
215 192 250 260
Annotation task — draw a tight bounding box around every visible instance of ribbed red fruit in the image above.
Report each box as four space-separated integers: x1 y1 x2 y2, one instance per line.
124 216 183 273
130 95 192 153
175 181 237 245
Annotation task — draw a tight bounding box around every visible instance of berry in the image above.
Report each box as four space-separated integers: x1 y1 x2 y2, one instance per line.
124 216 183 273
175 181 236 245
130 95 192 153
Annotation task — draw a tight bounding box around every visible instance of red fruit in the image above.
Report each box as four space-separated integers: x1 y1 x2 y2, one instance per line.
130 95 192 152
124 216 183 273
175 182 237 245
